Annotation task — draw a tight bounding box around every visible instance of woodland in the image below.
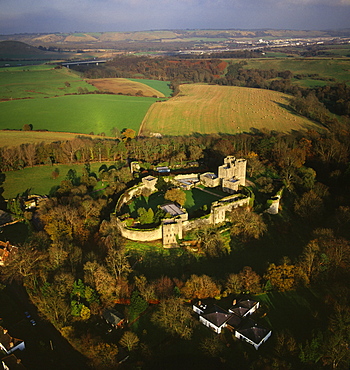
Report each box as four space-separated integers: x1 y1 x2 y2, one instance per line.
0 52 350 369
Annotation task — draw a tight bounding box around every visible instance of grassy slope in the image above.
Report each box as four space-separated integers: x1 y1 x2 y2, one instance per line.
2 162 114 198
0 94 157 135
87 78 166 97
140 84 322 136
128 78 173 97
0 65 97 100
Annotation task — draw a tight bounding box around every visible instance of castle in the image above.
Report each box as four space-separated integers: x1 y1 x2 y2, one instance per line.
116 156 249 247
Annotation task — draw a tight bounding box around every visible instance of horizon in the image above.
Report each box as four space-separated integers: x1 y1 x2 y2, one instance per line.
1 26 350 37
1 0 350 35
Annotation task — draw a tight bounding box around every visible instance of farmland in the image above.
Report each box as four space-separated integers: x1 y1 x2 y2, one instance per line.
140 84 322 136
86 78 166 97
0 94 158 135
0 65 97 100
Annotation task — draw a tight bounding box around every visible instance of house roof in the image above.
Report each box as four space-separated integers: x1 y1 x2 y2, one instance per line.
229 299 258 313
0 210 13 227
201 305 232 328
160 203 185 216
237 320 271 345
0 327 23 352
227 313 243 329
229 306 250 318
1 354 26 369
102 309 124 326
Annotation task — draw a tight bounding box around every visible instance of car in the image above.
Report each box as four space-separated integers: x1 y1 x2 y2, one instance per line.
24 311 36 325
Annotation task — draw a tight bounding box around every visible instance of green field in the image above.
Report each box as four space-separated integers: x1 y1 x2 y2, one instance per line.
0 94 157 135
140 84 322 136
242 57 350 84
2 162 114 199
0 65 97 99
128 78 173 97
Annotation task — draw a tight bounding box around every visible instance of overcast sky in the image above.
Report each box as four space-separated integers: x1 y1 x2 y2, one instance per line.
1 0 350 34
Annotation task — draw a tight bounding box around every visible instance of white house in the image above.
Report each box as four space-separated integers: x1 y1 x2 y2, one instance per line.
235 320 272 350
0 327 25 355
193 299 271 350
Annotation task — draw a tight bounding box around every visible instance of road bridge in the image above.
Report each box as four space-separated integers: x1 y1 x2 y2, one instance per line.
61 59 107 68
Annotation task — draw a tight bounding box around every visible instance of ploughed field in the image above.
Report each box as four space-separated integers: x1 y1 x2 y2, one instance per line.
140 84 322 136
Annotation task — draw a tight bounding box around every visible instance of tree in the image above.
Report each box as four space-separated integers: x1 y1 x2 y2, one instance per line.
119 331 139 351
195 227 228 258
200 335 225 358
164 188 186 206
134 275 156 302
264 262 296 292
22 123 33 131
225 273 241 295
105 246 132 280
182 274 221 299
137 207 154 225
230 207 267 241
152 297 193 340
121 128 136 141
238 266 261 294
154 276 175 299
294 190 324 221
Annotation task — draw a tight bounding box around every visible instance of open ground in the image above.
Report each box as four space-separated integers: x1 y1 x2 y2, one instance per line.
140 84 323 136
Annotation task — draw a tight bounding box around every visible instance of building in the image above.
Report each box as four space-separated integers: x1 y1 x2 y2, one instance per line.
116 155 250 247
193 299 271 350
199 173 221 188
141 175 158 191
0 242 18 266
218 156 246 194
0 327 25 355
102 309 125 328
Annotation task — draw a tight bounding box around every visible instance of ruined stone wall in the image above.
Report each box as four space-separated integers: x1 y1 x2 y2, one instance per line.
116 218 162 241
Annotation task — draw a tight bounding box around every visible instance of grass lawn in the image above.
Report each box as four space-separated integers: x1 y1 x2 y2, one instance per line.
2 162 117 199
184 187 222 215
0 94 157 135
124 187 223 219
0 66 97 100
256 287 327 341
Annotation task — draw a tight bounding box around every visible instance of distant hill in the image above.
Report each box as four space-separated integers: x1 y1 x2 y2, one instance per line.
0 40 68 60
1 29 350 49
